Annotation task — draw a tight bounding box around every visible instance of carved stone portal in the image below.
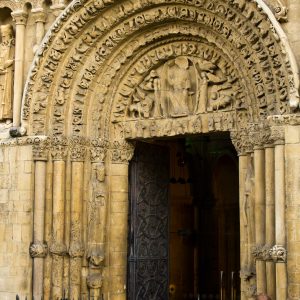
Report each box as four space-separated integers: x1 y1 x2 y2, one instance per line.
0 24 14 122
126 56 233 120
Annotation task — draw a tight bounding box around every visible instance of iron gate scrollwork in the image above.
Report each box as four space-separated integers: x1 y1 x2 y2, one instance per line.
128 142 170 300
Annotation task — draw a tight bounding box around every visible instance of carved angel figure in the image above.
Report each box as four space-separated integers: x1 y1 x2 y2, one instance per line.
0 24 14 121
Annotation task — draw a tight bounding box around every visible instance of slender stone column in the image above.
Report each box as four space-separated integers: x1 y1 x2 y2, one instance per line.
69 138 86 299
274 135 287 300
32 9 46 54
107 141 134 300
30 140 49 299
254 147 267 293
264 145 276 300
50 139 68 299
11 11 27 127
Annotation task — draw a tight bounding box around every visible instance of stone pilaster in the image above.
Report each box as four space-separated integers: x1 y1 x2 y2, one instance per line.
107 140 134 300
11 11 27 127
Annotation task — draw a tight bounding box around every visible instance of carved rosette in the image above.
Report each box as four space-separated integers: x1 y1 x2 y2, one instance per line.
29 241 48 258
32 137 50 161
69 136 87 161
110 140 135 164
89 139 108 162
50 136 68 160
269 245 287 263
87 273 103 289
69 241 85 258
49 242 68 256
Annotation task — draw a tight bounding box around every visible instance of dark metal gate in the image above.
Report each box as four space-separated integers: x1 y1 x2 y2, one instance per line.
127 142 170 300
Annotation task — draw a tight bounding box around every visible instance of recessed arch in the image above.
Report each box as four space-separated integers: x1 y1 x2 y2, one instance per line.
21 0 299 141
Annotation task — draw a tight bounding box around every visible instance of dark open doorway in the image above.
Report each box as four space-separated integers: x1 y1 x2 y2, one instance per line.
127 133 240 300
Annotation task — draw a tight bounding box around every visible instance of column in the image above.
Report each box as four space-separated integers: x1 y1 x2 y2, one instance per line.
69 139 86 299
108 141 134 300
273 130 287 299
254 146 267 293
29 140 49 299
32 9 46 54
264 145 276 300
50 138 68 299
11 11 27 127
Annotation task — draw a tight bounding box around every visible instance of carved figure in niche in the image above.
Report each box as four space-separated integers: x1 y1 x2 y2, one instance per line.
0 24 14 122
243 156 256 278
161 56 193 117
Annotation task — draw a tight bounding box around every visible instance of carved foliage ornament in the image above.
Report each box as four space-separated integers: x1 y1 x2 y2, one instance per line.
269 245 287 263
110 140 135 163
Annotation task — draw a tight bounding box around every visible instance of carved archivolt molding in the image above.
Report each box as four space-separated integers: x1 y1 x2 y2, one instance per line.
21 0 299 143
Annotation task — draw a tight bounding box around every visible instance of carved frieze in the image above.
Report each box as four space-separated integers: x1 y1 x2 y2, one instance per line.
29 241 48 258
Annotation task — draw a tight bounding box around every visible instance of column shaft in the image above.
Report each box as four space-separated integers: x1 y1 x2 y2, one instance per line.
254 148 266 293
275 144 287 299
33 161 47 299
52 160 66 299
11 12 27 127
265 146 276 299
69 161 84 299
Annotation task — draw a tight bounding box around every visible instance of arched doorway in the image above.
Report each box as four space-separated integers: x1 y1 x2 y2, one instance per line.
128 133 240 300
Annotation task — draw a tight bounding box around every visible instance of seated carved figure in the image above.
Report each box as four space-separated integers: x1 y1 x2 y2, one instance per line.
0 24 14 122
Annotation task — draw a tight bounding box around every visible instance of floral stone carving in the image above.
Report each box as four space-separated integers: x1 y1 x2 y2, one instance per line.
29 241 48 258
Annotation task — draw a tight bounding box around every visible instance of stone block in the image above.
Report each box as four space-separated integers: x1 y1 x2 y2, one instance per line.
111 201 127 213
110 192 128 202
13 224 21 241
0 189 8 203
285 126 300 144
110 176 128 193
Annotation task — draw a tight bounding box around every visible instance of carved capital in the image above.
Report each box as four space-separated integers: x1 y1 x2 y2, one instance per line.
51 136 68 160
269 245 287 263
270 126 285 145
11 11 28 25
248 123 272 149
49 242 68 256
29 241 48 258
32 9 46 23
69 242 85 258
262 245 273 261
87 273 103 289
69 136 87 161
33 137 50 161
110 140 135 164
90 139 108 162
230 130 253 155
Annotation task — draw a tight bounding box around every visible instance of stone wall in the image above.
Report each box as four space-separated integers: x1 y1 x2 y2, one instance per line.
0 145 33 299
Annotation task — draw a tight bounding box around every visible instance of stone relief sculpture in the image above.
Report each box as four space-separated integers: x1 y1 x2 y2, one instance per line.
242 156 256 287
0 24 14 122
127 56 233 120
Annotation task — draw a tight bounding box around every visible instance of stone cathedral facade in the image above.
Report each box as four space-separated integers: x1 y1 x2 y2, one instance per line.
0 0 300 299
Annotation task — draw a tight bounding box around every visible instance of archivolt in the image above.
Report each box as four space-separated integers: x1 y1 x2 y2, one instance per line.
21 0 299 139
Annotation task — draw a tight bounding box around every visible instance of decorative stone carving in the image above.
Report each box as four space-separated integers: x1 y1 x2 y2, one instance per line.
87 273 103 289
89 139 108 162
69 136 87 161
262 245 273 261
248 123 272 148
87 249 105 268
51 136 68 160
0 24 15 122
269 245 287 263
29 241 48 258
110 140 135 163
69 241 84 258
264 0 288 22
49 242 68 256
252 245 264 261
32 137 50 161
230 130 253 155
